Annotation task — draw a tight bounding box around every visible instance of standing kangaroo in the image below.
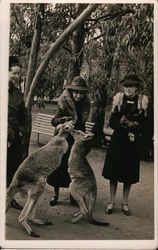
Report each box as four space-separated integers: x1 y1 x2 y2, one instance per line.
68 129 109 226
6 121 74 238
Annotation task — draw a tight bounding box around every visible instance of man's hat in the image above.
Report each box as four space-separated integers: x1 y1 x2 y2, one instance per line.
9 56 20 69
66 76 89 92
120 73 142 87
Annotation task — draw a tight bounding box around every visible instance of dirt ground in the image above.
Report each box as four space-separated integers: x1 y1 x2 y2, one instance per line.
5 104 155 246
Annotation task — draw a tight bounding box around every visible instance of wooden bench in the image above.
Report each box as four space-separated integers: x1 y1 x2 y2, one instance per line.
85 121 95 134
32 113 113 145
86 122 113 145
32 114 96 143
32 113 55 143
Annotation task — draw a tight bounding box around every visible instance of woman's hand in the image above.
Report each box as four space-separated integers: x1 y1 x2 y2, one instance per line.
60 116 72 122
120 115 139 129
131 121 139 128
120 115 128 125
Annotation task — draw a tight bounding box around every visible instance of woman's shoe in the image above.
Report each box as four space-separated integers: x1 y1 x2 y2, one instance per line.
49 196 58 206
122 203 131 216
105 202 115 214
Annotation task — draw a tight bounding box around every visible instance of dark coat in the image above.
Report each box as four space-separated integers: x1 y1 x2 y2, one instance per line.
47 89 90 188
7 84 28 187
102 93 148 184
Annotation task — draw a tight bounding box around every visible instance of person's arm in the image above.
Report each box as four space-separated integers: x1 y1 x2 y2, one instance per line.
109 107 139 132
51 107 72 127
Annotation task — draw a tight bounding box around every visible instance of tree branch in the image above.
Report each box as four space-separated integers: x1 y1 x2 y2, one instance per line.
90 31 107 41
86 9 135 32
25 4 99 109
12 6 23 29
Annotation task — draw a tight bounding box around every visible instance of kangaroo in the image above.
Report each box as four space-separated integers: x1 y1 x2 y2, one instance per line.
6 121 74 238
68 129 109 226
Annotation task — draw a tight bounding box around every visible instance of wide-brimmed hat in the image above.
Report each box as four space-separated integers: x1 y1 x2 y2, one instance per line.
120 73 142 87
66 76 89 92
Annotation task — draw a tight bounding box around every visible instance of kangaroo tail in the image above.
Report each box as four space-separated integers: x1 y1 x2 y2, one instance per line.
88 192 110 226
88 214 110 226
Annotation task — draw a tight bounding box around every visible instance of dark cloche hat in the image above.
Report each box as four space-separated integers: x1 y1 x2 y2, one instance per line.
120 73 142 87
66 76 89 92
9 56 20 69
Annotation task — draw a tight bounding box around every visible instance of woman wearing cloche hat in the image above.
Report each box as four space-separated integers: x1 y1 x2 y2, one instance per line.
47 76 91 206
102 73 148 216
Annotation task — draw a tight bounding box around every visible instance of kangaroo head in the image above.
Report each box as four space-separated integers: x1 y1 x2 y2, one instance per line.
57 120 74 135
71 129 94 142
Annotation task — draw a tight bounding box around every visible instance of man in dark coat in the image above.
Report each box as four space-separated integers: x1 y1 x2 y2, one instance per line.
7 56 28 210
47 76 90 206
102 73 149 216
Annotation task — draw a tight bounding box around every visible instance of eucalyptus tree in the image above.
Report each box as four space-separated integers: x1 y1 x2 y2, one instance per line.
9 3 153 149
10 3 99 151
77 4 153 145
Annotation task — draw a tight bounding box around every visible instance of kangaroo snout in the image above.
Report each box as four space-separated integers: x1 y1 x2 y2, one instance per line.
71 129 94 141
83 133 94 141
64 121 74 131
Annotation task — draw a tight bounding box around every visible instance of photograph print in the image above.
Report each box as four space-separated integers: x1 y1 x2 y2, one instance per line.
0 0 157 249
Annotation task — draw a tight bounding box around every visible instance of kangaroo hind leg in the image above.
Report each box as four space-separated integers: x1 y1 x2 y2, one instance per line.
19 188 41 238
71 196 88 223
28 199 52 226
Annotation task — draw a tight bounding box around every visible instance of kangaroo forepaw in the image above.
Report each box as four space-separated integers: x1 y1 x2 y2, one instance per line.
29 231 40 238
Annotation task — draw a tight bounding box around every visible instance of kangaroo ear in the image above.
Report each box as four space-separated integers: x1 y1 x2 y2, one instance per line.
55 124 63 134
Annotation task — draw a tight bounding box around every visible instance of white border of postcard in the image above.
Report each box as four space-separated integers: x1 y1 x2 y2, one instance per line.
0 0 157 249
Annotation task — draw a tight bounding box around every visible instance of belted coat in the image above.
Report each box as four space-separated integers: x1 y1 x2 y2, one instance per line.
102 92 148 184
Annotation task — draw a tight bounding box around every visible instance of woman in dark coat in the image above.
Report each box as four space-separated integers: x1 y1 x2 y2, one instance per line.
102 73 148 216
7 56 28 210
47 76 90 206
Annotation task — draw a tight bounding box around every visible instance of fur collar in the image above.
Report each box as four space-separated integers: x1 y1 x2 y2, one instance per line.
58 89 90 122
112 92 148 116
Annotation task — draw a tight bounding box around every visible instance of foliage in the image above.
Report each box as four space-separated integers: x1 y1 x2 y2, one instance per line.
83 4 153 106
36 49 70 99
9 3 153 105
9 3 154 150
10 3 84 99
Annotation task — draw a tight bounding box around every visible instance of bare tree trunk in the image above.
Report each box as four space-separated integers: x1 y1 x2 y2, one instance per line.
24 4 45 154
66 4 86 83
25 4 98 110
24 4 45 102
